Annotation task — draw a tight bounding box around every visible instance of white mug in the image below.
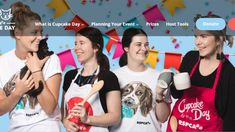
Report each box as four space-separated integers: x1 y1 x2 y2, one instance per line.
158 69 174 89
173 72 191 90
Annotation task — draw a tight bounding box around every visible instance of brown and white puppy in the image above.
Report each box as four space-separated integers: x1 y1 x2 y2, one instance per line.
121 82 153 117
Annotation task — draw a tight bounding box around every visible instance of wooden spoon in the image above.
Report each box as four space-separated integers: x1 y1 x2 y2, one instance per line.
170 115 178 132
80 80 104 105
66 80 104 119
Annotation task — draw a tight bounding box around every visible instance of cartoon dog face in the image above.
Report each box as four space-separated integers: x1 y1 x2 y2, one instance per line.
121 82 153 117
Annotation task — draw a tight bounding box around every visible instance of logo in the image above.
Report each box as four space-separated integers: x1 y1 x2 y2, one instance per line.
0 8 15 31
0 8 12 21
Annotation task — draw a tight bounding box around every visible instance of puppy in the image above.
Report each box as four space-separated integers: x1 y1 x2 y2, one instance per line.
122 82 153 117
20 38 53 97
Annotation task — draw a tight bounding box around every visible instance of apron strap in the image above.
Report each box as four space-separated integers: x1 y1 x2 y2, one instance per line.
71 69 82 83
190 57 200 77
212 62 223 90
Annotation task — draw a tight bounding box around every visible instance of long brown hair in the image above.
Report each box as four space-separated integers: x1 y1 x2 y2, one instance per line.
76 27 110 76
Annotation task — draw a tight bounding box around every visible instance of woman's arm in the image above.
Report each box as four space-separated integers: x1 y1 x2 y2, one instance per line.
0 71 35 115
81 90 121 127
61 91 66 121
170 51 197 98
61 91 79 132
0 90 21 115
155 86 171 123
33 72 61 114
222 68 235 131
26 53 61 115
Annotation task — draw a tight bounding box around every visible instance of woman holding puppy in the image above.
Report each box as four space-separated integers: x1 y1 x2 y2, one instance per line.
168 14 235 131
61 27 121 132
110 28 171 132
0 2 62 132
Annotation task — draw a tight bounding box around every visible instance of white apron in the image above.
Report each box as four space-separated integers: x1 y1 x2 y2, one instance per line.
64 68 108 132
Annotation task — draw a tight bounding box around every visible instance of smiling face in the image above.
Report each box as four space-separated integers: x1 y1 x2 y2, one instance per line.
16 20 43 52
74 34 98 64
125 35 149 63
194 29 222 57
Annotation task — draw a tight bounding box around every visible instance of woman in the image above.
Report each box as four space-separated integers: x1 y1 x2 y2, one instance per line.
0 2 62 132
167 14 235 131
110 28 171 132
61 27 121 132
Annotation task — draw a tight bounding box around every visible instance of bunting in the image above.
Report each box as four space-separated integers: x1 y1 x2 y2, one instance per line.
112 43 124 59
47 0 69 18
142 4 166 29
57 49 77 71
163 0 186 16
144 49 159 68
105 29 121 52
64 15 89 32
164 52 182 70
122 17 142 30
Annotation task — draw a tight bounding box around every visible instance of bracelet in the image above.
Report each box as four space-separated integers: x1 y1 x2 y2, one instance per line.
156 98 164 103
32 70 41 74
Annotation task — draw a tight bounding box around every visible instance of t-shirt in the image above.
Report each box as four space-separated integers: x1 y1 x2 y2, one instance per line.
62 69 120 113
110 66 162 132
170 51 235 131
0 49 62 129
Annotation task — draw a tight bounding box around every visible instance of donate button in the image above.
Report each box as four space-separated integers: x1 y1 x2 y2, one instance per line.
196 18 226 30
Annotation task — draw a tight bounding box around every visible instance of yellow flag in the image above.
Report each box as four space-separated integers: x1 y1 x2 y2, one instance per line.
47 0 69 18
144 49 159 69
163 0 186 16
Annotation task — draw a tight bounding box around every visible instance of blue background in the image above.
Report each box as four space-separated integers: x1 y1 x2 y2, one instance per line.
1 0 235 131
0 35 234 131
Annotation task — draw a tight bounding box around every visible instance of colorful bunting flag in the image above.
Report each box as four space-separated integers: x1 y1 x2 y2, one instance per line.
122 17 142 30
142 4 166 29
105 29 120 52
102 34 110 52
47 0 69 18
64 15 89 32
144 49 159 68
164 52 182 70
163 0 186 16
57 49 77 71
112 43 124 59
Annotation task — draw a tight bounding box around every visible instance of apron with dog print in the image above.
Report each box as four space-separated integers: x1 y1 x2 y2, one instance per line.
64 67 108 132
167 59 223 131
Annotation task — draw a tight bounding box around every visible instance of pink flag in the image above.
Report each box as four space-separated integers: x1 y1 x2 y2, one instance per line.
57 49 77 71
142 4 166 29
112 43 124 59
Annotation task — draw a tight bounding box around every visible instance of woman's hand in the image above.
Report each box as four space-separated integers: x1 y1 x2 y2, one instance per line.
63 118 79 132
15 70 35 96
25 52 49 72
156 85 165 100
69 104 89 124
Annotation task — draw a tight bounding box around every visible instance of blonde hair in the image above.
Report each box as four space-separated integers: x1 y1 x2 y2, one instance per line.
226 35 234 48
10 2 41 37
194 14 234 48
